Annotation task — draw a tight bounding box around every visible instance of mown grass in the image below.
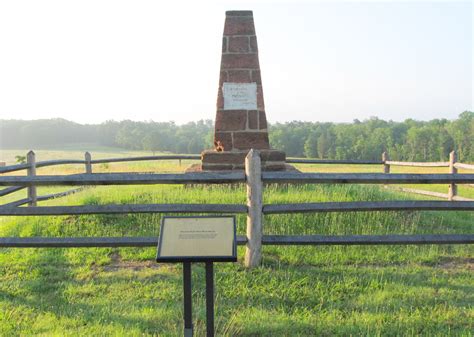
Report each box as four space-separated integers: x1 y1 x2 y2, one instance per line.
0 149 473 335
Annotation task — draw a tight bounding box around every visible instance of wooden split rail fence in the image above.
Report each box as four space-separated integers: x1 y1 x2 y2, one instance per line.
0 149 473 267
382 151 474 201
2 150 473 207
0 151 203 207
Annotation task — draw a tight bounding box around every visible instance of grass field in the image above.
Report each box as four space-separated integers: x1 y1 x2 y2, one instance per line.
0 148 473 336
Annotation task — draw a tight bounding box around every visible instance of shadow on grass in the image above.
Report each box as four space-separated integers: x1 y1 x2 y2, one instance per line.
0 249 182 335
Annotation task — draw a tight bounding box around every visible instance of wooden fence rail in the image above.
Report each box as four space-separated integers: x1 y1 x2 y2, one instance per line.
1 200 473 217
0 234 472 248
90 155 201 164
261 234 474 245
454 162 474 171
263 201 474 214
285 158 382 164
0 204 248 216
0 163 30 174
385 161 449 167
1 173 473 188
261 172 474 184
4 187 88 207
0 186 25 197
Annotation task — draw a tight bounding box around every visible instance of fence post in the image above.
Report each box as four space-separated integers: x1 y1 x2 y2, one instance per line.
27 150 37 206
448 151 457 201
382 152 390 189
84 152 92 174
245 149 263 268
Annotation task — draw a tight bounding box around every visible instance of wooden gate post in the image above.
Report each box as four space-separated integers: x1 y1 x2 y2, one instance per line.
448 151 457 201
245 149 263 268
27 150 37 206
84 152 92 174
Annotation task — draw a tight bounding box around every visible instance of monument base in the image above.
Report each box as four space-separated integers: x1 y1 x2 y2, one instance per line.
189 149 288 172
185 162 298 173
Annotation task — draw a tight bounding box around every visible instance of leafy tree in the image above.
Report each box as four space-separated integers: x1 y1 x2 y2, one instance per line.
317 132 330 159
142 131 162 155
1 112 472 162
304 134 318 158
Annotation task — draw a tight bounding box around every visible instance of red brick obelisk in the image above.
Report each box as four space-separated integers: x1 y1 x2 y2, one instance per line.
200 10 286 171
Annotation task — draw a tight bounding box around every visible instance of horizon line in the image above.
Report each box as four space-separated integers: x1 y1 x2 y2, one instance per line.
0 111 471 125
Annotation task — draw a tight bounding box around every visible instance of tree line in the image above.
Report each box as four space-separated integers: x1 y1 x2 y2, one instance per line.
1 111 472 162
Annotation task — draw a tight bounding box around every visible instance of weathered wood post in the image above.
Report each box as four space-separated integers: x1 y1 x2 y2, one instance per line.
245 149 263 268
27 150 37 206
448 151 457 201
382 152 390 189
84 152 92 174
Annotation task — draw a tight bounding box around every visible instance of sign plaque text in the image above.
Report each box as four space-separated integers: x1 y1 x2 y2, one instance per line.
156 216 237 262
222 82 257 110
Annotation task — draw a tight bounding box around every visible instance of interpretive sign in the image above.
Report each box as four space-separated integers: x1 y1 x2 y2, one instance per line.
223 82 257 110
156 216 237 263
156 216 237 336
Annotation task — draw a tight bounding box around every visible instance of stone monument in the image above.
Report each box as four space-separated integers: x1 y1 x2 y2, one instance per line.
200 10 287 171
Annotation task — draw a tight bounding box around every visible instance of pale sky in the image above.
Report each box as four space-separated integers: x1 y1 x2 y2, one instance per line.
0 0 472 124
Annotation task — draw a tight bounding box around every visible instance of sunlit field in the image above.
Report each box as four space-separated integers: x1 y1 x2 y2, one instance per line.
0 148 473 335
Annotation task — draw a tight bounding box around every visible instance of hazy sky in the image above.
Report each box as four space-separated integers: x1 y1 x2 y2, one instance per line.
0 0 472 124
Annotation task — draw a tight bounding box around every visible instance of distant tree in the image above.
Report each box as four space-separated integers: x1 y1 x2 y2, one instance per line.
447 111 473 161
317 132 330 159
304 134 318 158
1 113 472 162
142 131 162 155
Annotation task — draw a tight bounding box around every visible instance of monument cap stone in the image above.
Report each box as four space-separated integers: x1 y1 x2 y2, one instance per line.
199 10 287 171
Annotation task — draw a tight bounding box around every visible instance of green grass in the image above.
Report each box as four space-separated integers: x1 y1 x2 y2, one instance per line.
0 181 473 336
0 149 473 335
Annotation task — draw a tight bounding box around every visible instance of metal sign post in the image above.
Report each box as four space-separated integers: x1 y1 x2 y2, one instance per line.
183 262 193 337
205 262 214 336
156 216 237 337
